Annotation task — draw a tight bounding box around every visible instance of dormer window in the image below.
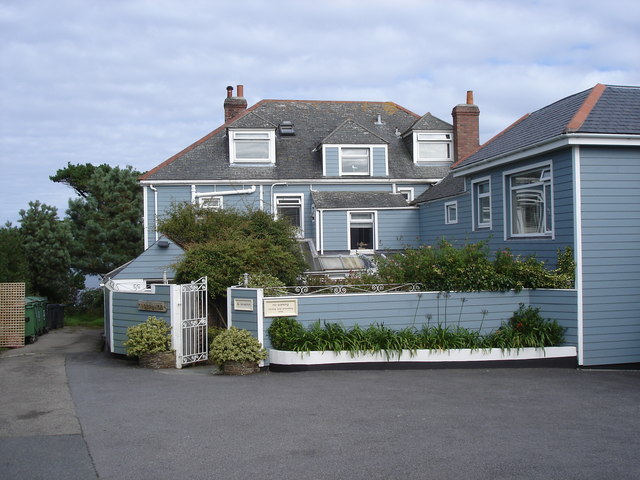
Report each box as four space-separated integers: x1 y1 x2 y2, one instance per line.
229 129 275 164
414 131 452 163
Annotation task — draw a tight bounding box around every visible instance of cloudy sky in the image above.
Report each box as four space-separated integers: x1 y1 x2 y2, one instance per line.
1 0 638 225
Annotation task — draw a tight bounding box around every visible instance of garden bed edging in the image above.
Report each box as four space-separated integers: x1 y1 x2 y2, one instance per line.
268 346 578 371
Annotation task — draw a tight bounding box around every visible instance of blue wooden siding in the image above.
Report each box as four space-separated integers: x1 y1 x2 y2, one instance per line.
579 146 640 365
324 147 339 176
111 285 172 355
372 147 387 176
320 210 347 251
530 289 578 346
113 239 183 280
229 288 260 338
419 149 575 266
146 185 191 246
377 209 421 249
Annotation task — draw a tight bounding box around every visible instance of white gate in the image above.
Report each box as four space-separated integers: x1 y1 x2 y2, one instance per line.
174 277 208 368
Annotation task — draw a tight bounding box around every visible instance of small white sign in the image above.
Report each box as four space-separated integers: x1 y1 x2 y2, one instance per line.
264 299 298 317
233 298 254 312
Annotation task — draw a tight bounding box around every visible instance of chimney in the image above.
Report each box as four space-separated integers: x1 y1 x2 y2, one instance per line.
224 84 248 123
452 90 480 163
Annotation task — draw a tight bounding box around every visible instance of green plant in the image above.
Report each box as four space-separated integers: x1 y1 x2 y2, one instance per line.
485 304 566 349
123 316 172 357
209 327 267 365
268 317 306 350
238 272 287 296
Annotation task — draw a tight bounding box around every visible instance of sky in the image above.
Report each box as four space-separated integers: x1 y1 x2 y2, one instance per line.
1 0 639 225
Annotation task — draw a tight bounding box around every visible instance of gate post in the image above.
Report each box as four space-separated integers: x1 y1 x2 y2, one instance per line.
170 284 183 368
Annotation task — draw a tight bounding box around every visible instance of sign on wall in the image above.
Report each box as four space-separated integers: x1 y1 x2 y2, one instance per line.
264 299 298 317
137 300 168 313
233 298 255 312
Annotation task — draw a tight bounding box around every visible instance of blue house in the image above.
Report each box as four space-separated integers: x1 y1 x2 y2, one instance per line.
414 84 640 366
139 85 479 271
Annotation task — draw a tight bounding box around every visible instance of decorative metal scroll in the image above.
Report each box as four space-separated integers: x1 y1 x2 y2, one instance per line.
179 277 208 366
263 282 424 297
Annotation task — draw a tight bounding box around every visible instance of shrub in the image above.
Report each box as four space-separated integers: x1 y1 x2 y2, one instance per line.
268 317 306 350
123 316 172 357
209 327 267 365
484 304 566 349
238 272 287 296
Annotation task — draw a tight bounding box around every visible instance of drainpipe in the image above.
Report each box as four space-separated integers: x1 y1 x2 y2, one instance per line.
192 185 257 202
269 182 288 215
149 184 158 244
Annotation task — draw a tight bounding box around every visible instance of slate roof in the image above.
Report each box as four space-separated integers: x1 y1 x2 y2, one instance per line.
141 99 452 182
311 191 410 209
403 112 453 135
455 84 640 170
411 173 465 204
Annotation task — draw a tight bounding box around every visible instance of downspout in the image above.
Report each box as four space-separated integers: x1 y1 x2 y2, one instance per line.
192 185 257 201
270 182 288 215
149 184 158 244
573 146 584 366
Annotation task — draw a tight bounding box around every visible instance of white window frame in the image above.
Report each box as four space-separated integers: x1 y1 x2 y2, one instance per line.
339 146 372 176
347 211 377 253
229 129 276 164
274 193 304 237
472 177 492 230
413 130 453 164
397 187 414 202
445 201 458 225
198 195 223 210
503 162 554 239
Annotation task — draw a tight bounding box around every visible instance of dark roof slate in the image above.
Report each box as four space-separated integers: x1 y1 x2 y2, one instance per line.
320 119 388 145
311 191 409 209
411 173 465 204
142 100 452 182
403 112 453 135
455 84 640 169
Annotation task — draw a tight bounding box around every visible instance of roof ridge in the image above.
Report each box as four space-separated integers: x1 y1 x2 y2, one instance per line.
260 99 421 118
451 112 531 168
565 83 607 133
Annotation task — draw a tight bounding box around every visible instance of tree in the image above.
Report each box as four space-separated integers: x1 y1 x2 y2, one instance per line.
18 201 82 303
158 203 307 324
51 163 144 275
0 222 31 289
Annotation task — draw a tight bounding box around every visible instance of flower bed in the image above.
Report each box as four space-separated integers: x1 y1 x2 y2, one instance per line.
268 346 577 371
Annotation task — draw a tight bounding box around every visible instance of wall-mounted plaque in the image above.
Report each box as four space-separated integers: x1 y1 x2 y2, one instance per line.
137 300 167 313
264 299 298 317
234 298 254 312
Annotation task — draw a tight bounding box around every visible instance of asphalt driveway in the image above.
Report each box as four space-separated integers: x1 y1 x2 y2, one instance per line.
2 328 639 480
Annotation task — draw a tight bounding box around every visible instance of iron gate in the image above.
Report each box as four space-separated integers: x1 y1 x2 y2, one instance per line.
176 277 208 367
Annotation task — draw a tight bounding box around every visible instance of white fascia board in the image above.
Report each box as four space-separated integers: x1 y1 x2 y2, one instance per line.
319 206 419 211
140 178 442 185
452 133 640 177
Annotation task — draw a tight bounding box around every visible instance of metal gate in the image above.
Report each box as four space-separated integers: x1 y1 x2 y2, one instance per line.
175 277 208 368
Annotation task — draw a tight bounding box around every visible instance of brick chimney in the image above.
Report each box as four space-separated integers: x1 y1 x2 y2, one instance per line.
452 90 480 163
224 84 247 123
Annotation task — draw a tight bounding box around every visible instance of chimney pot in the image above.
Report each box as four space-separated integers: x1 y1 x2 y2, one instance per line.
237 85 244 97
226 85 233 98
466 90 474 105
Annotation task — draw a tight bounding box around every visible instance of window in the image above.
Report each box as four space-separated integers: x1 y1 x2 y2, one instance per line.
349 212 375 251
445 201 458 224
415 132 452 163
340 148 370 175
397 187 414 202
275 195 303 236
198 196 222 210
508 166 552 236
473 179 491 229
229 130 275 163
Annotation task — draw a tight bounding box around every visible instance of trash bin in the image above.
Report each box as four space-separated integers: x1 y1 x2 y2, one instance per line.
25 296 47 337
46 304 65 330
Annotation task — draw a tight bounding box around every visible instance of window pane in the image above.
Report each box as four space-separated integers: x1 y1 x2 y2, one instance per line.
235 140 269 159
446 204 457 223
234 132 270 139
419 142 449 160
479 196 491 224
342 148 369 174
512 188 543 234
277 206 301 228
350 226 373 249
477 181 490 194
350 212 373 222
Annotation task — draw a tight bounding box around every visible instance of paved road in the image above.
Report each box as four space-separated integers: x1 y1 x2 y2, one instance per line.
2 328 640 480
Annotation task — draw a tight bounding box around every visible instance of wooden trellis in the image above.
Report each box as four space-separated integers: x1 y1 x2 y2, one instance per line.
0 283 26 347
